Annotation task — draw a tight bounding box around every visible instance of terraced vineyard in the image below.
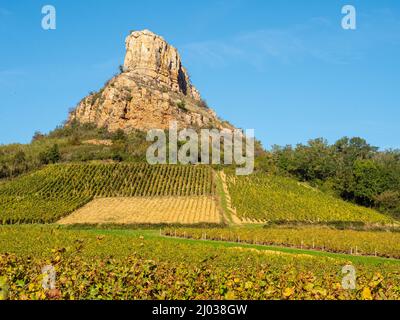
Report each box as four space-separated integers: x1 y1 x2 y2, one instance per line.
226 174 393 225
0 163 214 224
166 227 400 259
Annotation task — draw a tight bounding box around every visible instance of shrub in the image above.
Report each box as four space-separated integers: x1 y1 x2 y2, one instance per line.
374 190 400 218
112 153 124 162
199 99 209 109
39 144 61 165
32 131 46 142
176 100 187 111
111 129 127 142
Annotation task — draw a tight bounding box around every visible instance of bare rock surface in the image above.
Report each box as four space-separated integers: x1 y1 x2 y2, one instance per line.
69 29 231 132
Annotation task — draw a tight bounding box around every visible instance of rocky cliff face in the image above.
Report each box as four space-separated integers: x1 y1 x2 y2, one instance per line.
68 29 230 132
124 30 200 100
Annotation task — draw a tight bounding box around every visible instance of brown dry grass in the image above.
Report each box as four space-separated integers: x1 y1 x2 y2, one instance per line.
57 196 221 225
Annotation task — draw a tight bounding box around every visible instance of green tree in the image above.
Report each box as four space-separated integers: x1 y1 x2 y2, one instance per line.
351 159 386 206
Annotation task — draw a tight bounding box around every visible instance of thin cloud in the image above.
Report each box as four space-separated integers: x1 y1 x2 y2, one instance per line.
181 12 400 70
181 19 347 70
182 41 244 68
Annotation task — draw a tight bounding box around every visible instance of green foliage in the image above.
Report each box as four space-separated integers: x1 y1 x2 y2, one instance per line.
48 122 98 139
169 227 400 259
12 151 27 170
111 129 127 143
0 163 214 224
0 123 150 180
374 191 400 219
39 144 61 165
111 152 124 162
226 173 392 224
31 131 45 142
264 137 400 217
1 225 399 300
67 134 81 146
352 160 387 206
176 100 187 111
0 276 9 300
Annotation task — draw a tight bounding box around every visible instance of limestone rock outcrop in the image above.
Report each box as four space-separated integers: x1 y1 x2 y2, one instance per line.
68 29 230 132
124 30 200 100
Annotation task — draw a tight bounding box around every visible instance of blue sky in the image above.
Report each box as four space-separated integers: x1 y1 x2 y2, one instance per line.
0 0 399 150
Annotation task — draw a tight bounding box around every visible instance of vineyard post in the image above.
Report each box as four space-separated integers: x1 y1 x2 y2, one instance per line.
355 246 358 255
312 239 315 249
350 247 353 255
183 231 186 238
374 249 377 257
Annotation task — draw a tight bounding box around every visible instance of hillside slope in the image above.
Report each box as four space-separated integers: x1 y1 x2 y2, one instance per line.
0 163 393 225
0 163 213 223
226 173 393 225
